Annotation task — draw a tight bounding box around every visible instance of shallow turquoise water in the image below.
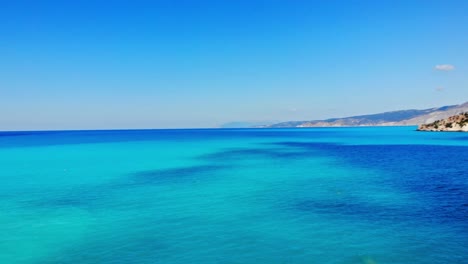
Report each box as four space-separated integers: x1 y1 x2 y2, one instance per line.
0 127 467 263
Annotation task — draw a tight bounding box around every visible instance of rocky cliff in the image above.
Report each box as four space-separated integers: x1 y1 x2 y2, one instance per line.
417 112 468 132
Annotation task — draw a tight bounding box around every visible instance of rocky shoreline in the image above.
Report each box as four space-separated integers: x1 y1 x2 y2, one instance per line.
417 112 468 132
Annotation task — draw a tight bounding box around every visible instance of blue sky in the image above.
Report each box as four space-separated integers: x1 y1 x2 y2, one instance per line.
1 0 467 130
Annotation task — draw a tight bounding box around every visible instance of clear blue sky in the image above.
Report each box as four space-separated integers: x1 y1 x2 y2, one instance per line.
1 0 467 130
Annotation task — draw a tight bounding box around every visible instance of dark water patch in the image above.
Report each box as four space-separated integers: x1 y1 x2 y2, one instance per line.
225 129 342 139
17 165 226 210
275 141 468 226
199 147 314 162
129 165 227 185
450 135 468 141
0 131 56 137
19 185 113 210
295 198 432 224
295 196 468 228
34 196 92 208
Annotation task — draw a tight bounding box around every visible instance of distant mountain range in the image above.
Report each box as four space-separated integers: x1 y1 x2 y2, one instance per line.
265 101 468 128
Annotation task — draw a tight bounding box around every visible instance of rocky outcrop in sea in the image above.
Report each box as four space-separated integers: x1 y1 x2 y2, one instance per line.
417 112 468 132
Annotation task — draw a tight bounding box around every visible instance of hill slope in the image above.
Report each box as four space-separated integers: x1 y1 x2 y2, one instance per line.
267 102 468 128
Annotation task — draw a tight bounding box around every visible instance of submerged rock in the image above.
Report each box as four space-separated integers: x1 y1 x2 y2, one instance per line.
360 256 378 264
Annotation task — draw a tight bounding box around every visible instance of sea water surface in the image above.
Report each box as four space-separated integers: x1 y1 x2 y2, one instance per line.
0 127 467 264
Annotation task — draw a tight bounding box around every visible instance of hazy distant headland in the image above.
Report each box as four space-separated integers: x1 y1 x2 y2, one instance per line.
259 101 468 128
219 121 278 128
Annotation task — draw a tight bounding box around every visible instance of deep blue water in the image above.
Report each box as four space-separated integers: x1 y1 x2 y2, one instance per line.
0 127 467 263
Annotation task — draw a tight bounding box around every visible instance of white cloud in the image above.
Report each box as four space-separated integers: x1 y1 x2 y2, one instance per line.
434 64 455 71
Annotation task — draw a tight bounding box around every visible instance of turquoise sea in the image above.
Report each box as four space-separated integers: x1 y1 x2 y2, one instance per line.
0 127 467 264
